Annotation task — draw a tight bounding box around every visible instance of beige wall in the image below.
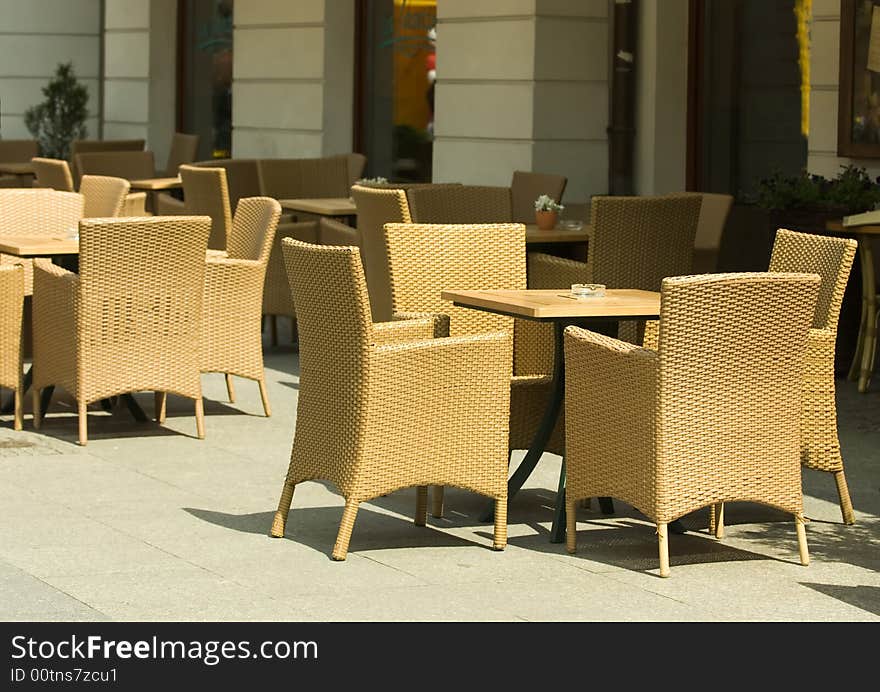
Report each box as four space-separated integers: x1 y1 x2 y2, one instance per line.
231 0 354 159
0 0 102 141
808 0 880 178
433 0 610 203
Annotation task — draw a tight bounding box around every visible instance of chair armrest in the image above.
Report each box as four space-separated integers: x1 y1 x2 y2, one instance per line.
372 317 438 345
206 249 228 259
123 192 149 216
527 251 591 289
32 259 79 369
205 257 263 295
642 320 659 351
392 311 450 338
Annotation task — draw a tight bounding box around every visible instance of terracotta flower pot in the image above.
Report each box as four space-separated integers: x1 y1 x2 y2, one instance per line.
535 209 558 230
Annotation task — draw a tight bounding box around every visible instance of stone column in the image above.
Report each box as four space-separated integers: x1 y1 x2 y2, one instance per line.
432 0 610 203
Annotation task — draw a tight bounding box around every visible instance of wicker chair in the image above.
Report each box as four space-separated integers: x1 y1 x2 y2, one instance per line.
179 165 232 251
80 175 130 218
692 192 734 273
0 265 24 430
269 238 511 560
32 158 75 191
352 184 412 322
407 185 512 223
202 197 280 414
510 170 567 224
767 228 859 525
0 140 38 163
529 194 702 344
257 157 350 200
163 133 200 176
0 189 84 295
69 139 145 184
564 272 821 577
384 222 562 516
32 216 211 445
74 151 156 183
347 153 367 186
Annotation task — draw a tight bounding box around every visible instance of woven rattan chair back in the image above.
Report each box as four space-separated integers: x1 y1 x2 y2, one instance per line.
257 157 350 199
31 158 75 191
0 140 38 163
76 216 211 400
589 194 701 289
407 185 513 223
0 264 24 429
0 189 83 237
69 139 145 182
654 272 820 515
347 153 367 186
384 222 525 341
227 197 282 263
180 164 232 251
281 239 373 402
75 151 156 183
351 184 412 321
165 133 200 176
194 159 261 207
510 171 567 224
769 228 857 332
80 175 130 218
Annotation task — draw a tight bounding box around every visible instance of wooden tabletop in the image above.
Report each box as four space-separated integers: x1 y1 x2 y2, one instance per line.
524 224 591 244
441 288 660 321
279 197 357 216
825 219 880 236
0 235 79 256
0 162 35 176
128 176 182 190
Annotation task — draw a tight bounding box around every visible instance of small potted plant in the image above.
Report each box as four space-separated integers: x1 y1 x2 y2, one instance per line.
534 194 564 230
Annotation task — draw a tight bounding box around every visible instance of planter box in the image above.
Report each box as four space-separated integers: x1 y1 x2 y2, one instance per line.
719 204 869 375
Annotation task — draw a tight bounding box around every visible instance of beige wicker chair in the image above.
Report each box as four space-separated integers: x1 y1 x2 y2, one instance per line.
352 184 412 322
692 192 734 273
0 189 84 295
768 228 859 524
202 197 281 414
347 153 367 186
0 140 38 163
0 265 24 430
31 158 75 191
179 165 232 251
257 157 350 200
529 194 702 343
384 222 561 516
510 170 567 224
269 238 511 560
163 133 200 176
69 139 145 184
407 185 512 223
80 175 130 218
32 215 211 445
74 151 156 183
564 272 821 577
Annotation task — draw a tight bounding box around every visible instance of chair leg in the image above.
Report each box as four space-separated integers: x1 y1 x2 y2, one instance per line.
225 374 235 403
658 523 670 577
493 496 507 551
332 500 360 561
270 315 278 347
194 397 205 439
708 503 716 536
13 388 21 431
834 471 855 525
795 514 809 566
269 481 295 537
32 387 41 429
714 502 725 539
566 498 577 554
154 392 166 423
415 486 428 527
431 485 444 518
77 401 87 446
258 377 271 417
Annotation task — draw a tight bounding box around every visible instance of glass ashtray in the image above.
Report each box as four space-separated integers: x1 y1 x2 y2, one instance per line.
561 219 584 231
570 283 605 298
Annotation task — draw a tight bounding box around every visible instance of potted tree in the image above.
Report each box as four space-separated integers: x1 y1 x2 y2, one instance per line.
24 62 89 159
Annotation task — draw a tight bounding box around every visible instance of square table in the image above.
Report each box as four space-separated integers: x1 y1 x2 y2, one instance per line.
278 197 357 218
524 224 591 245
441 288 660 542
129 176 183 214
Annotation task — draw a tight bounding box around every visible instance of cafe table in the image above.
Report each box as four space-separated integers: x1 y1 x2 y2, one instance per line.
524 223 591 244
825 220 879 392
128 176 183 214
0 235 148 422
441 287 660 542
279 197 357 225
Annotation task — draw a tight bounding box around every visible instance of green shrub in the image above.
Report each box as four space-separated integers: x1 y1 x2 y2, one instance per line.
24 62 89 159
